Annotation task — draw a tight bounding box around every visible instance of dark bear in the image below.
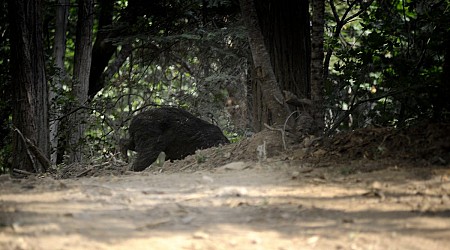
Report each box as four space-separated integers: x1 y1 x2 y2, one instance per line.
120 107 229 171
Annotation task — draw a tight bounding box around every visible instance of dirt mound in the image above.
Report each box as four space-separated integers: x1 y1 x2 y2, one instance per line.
314 123 450 165
153 129 300 173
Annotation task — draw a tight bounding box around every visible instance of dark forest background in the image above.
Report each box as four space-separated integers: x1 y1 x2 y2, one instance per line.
0 0 449 173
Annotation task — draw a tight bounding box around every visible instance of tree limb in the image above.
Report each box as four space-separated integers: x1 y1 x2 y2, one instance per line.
326 90 402 136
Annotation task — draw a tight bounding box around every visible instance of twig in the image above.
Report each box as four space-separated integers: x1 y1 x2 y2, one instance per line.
12 168 34 176
263 110 301 151
273 94 284 105
179 162 196 172
13 126 39 173
76 168 94 178
284 111 300 132
326 90 402 136
12 125 51 172
283 111 302 149
88 161 111 168
264 123 287 151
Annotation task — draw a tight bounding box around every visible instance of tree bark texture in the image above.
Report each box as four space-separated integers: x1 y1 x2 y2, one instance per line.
8 0 49 172
49 0 69 165
255 0 311 99
248 0 311 131
311 0 325 134
69 0 94 162
239 0 289 127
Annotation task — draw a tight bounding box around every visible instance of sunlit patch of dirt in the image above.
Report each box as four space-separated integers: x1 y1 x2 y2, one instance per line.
1 123 449 249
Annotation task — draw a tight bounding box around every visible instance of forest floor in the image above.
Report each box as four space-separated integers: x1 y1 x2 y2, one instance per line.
1 123 450 250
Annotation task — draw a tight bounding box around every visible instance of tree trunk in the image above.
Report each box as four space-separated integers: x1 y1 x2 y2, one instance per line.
311 0 325 134
255 0 311 99
69 0 94 162
88 0 116 99
252 0 311 132
239 0 289 127
8 0 49 172
49 0 69 165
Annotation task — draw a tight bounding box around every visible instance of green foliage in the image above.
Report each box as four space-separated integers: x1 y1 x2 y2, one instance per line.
7 0 448 167
224 130 244 143
195 152 207 164
30 0 244 162
82 15 248 159
325 0 449 131
0 141 12 174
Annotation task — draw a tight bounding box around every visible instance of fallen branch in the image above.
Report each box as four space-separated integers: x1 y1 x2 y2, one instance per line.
76 167 94 178
13 126 39 173
13 126 51 173
12 168 34 176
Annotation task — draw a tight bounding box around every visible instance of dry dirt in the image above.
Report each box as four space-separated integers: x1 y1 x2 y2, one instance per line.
1 123 450 250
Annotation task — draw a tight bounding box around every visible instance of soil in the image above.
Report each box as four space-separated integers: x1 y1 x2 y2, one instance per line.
1 123 450 250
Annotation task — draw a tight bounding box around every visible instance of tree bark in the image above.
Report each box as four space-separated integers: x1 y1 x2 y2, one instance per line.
255 0 311 99
8 0 49 172
311 0 325 134
239 0 289 127
252 0 311 131
69 0 94 162
49 0 69 165
88 0 116 99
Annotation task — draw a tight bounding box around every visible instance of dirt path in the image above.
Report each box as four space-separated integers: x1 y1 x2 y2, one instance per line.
1 161 449 250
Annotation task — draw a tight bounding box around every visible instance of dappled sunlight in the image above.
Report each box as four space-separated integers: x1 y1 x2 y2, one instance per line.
1 163 449 249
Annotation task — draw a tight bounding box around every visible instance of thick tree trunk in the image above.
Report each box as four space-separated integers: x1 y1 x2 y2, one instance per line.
255 0 311 99
311 0 325 134
49 0 69 165
69 0 94 162
8 0 49 172
252 0 311 132
239 0 289 127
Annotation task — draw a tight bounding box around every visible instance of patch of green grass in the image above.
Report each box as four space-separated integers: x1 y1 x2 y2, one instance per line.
195 153 206 164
